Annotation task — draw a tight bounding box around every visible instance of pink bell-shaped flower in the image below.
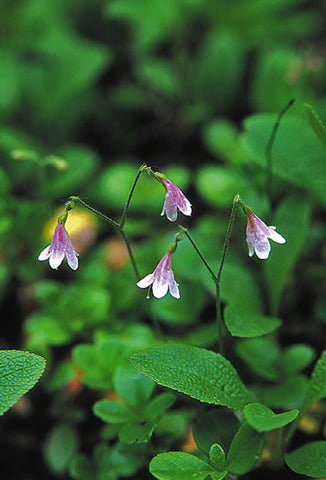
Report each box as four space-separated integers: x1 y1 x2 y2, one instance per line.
246 212 286 259
38 222 78 270
159 177 192 222
136 250 180 299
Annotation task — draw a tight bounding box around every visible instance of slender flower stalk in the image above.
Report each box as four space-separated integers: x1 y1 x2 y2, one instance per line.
265 98 295 203
67 165 148 279
216 194 239 282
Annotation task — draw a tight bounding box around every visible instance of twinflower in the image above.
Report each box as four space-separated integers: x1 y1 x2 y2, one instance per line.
136 250 180 299
155 173 191 222
38 221 78 270
246 211 286 259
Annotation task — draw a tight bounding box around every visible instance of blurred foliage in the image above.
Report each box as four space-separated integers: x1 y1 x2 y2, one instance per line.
0 0 325 479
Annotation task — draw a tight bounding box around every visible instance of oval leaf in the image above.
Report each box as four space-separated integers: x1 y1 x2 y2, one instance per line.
226 423 264 475
130 344 252 411
150 452 214 480
303 350 326 411
244 403 299 432
0 350 46 415
285 441 326 477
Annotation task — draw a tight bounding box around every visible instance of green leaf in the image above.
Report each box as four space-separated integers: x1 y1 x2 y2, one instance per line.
255 375 309 410
193 409 240 454
285 441 326 477
113 363 155 410
149 452 214 480
236 337 280 381
241 111 326 204
264 195 311 312
0 350 46 415
93 399 136 424
46 145 99 196
243 403 299 432
130 344 253 411
282 344 315 375
304 103 326 149
226 423 264 475
44 423 78 474
209 444 226 471
196 165 247 208
221 263 281 337
303 350 326 411
225 309 282 338
119 420 156 444
72 337 128 389
144 392 176 420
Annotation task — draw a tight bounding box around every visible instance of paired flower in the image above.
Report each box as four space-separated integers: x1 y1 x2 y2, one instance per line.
38 221 78 270
157 175 192 222
246 211 286 260
136 250 180 299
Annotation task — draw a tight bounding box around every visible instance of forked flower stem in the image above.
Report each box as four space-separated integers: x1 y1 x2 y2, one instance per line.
68 165 147 280
179 228 217 283
180 196 240 354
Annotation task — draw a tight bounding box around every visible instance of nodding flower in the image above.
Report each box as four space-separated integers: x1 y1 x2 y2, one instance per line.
158 176 192 222
136 250 180 299
246 211 286 260
38 221 78 270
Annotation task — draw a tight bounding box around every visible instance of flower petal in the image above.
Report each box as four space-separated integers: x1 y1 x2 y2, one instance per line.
268 227 286 244
152 277 169 298
49 251 65 269
38 245 51 261
168 275 180 299
65 249 79 270
136 274 154 289
162 194 178 222
254 239 271 259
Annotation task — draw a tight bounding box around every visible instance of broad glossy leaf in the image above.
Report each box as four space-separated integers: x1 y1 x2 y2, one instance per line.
130 344 252 410
285 441 326 477
150 452 214 480
0 350 46 415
